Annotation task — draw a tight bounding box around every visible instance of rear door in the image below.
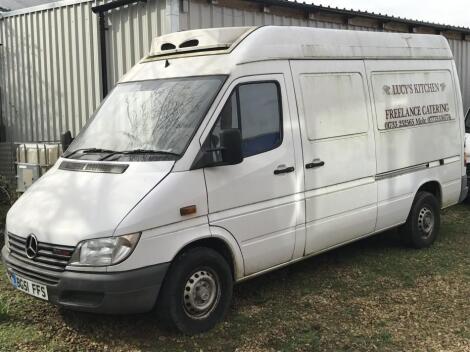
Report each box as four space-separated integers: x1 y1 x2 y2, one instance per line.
290 60 377 255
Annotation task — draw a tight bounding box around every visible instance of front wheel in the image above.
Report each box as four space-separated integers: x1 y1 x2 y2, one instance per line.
156 247 233 334
400 191 440 249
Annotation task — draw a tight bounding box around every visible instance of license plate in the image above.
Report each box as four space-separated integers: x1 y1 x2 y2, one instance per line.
9 272 48 301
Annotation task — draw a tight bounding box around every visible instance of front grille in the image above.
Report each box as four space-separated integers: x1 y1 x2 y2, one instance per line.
59 160 128 174
7 233 75 285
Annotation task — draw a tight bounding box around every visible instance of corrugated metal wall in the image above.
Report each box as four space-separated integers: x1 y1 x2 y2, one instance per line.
448 39 470 111
0 143 15 184
0 0 100 142
0 0 165 143
104 0 165 89
180 0 470 112
180 1 373 31
0 0 469 153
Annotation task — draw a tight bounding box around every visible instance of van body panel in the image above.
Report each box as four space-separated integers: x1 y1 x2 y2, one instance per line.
367 63 460 175
235 27 452 63
121 55 234 83
6 160 174 246
210 201 300 275
375 160 461 230
365 59 463 229
305 204 377 254
304 181 377 253
290 60 378 255
441 178 462 206
209 226 246 280
201 68 304 275
113 169 209 237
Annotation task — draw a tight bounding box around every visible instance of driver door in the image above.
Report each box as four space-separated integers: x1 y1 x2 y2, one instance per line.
202 74 302 276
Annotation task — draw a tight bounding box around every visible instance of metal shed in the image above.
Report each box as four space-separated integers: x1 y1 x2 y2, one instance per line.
0 0 469 182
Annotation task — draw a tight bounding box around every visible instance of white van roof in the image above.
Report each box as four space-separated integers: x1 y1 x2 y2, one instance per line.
148 26 453 62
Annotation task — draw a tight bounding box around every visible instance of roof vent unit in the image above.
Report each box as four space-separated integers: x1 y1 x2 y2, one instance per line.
161 43 176 51
179 39 199 48
148 26 256 58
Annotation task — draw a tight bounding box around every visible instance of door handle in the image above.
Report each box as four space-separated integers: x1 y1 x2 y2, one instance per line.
274 166 295 175
305 159 325 169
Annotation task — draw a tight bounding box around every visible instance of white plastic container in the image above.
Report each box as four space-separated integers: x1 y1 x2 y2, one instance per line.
16 143 62 166
15 143 62 191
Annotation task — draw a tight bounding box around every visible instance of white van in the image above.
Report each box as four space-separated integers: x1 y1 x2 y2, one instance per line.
2 26 467 334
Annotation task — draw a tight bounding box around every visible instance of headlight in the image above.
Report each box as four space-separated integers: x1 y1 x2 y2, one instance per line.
69 233 140 266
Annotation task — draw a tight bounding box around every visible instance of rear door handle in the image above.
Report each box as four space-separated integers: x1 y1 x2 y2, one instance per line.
305 160 325 169
274 166 295 175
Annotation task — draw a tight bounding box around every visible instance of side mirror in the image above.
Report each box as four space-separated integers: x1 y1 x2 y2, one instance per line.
219 128 243 165
191 128 243 169
60 130 74 152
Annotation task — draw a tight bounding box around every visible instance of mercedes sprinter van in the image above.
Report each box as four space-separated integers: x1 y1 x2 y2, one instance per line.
2 26 467 334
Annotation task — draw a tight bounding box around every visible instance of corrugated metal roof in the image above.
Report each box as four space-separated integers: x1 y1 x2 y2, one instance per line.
247 0 470 34
2 0 470 35
0 0 55 11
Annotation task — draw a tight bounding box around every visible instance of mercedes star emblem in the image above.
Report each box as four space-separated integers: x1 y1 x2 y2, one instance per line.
25 234 39 259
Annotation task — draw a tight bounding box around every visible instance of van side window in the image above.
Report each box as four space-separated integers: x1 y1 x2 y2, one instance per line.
210 92 239 149
210 81 282 158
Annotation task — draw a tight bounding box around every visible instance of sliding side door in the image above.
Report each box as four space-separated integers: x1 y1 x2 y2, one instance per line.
290 60 377 255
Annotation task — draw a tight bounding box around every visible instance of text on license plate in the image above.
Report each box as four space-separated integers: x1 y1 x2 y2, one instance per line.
9 272 48 301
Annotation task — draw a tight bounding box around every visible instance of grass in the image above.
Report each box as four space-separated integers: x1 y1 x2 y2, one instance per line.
0 299 8 323
0 205 469 351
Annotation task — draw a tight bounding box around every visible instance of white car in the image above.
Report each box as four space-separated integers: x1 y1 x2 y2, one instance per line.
2 26 467 334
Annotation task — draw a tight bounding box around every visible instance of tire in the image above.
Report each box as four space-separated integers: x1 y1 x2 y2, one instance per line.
400 191 440 249
156 247 233 334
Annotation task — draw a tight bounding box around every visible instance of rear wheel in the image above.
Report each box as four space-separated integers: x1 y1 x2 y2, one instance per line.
400 191 440 248
156 247 233 334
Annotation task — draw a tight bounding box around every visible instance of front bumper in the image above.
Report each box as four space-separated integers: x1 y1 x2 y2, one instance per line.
1 246 170 314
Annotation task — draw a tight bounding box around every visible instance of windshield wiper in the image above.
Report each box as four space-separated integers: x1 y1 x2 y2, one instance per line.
63 148 117 158
99 149 180 161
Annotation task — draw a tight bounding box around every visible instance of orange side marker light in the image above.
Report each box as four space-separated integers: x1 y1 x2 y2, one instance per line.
180 205 197 216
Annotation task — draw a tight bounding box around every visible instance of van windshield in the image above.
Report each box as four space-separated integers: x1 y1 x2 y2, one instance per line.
66 76 225 161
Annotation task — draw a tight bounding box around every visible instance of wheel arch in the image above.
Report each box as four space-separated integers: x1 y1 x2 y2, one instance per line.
416 180 442 207
171 227 244 281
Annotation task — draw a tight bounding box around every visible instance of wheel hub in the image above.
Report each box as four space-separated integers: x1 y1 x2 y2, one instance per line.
418 206 434 238
183 269 220 319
